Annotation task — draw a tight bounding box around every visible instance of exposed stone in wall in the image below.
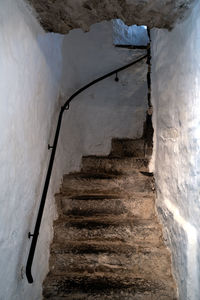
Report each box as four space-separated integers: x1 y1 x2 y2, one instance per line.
28 0 195 34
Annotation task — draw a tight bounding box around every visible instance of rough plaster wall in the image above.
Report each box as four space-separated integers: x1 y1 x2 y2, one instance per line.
60 21 148 173
27 0 196 34
151 1 200 299
0 4 148 299
0 0 64 299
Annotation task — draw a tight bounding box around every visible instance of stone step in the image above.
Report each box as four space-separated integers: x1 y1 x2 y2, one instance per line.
44 290 177 300
62 173 154 196
43 138 177 300
110 138 152 158
81 156 149 175
53 218 164 247
49 246 172 281
43 273 176 299
51 240 157 255
58 193 155 219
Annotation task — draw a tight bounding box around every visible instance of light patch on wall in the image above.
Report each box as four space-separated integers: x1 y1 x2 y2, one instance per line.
164 199 198 300
112 19 149 46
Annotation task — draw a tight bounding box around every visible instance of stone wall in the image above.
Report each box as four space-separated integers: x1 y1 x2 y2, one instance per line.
28 0 196 34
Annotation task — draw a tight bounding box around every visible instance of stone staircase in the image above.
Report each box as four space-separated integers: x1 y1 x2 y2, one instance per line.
43 138 177 299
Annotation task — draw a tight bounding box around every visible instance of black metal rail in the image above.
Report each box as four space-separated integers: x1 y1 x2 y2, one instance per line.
26 53 147 283
115 44 148 50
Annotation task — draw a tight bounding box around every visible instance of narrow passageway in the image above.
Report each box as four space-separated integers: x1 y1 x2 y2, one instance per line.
1 1 200 299
41 21 177 299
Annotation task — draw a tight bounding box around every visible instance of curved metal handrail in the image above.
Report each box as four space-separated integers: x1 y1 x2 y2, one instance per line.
26 53 147 283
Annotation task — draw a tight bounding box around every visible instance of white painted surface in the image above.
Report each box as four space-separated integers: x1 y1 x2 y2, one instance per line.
60 21 148 173
0 0 63 299
0 3 147 298
113 20 149 46
151 1 200 298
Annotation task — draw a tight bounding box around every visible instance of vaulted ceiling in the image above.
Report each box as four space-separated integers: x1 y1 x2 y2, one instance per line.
28 0 195 34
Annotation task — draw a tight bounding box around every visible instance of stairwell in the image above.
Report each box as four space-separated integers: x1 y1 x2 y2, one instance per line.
43 138 177 299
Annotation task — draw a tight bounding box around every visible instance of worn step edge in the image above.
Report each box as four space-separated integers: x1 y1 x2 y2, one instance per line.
50 235 165 255
111 138 145 147
63 172 121 180
109 138 153 158
81 156 149 173
47 264 173 284
59 209 155 218
63 172 153 181
43 272 175 296
58 195 155 218
49 246 172 273
50 240 166 253
43 289 177 300
48 252 173 283
54 215 157 224
61 175 155 195
52 217 164 245
56 191 155 200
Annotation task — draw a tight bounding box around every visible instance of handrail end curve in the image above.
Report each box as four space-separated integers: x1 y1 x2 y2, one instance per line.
26 266 34 284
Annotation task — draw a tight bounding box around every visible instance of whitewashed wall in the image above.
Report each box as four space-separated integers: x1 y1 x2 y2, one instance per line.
60 21 148 173
0 0 64 299
0 2 148 298
151 1 200 299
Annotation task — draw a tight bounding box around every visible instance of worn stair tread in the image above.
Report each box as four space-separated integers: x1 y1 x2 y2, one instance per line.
52 223 164 248
81 156 149 164
109 138 152 158
63 172 152 180
47 270 173 290
110 138 145 157
43 273 176 299
112 138 145 145
53 217 164 246
49 246 173 280
43 291 177 300
43 290 177 300
57 191 155 200
62 173 154 196
58 193 155 219
50 239 165 253
61 194 121 200
43 272 175 290
54 215 159 226
60 189 155 199
64 172 121 179
59 208 155 218
50 238 165 250
81 156 149 174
